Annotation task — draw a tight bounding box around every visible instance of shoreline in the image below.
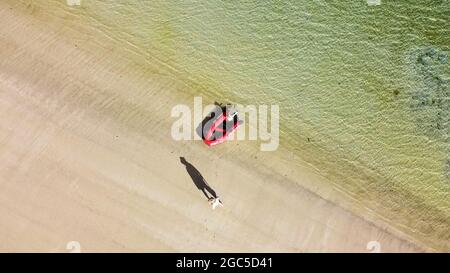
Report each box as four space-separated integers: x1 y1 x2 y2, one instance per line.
0 1 436 252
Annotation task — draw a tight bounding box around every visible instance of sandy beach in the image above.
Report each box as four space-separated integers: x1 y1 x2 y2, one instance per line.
0 1 434 252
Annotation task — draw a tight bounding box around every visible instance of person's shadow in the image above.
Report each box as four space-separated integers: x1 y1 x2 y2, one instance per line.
180 157 218 200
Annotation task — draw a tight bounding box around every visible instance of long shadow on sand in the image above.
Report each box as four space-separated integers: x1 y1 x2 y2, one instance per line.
180 157 217 200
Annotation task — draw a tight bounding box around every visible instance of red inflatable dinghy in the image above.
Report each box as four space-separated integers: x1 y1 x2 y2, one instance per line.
203 110 242 147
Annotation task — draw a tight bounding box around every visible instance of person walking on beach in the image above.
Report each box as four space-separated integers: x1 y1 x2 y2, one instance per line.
180 157 223 209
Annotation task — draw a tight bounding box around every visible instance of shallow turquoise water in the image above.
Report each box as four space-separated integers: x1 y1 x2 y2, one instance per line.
22 0 449 248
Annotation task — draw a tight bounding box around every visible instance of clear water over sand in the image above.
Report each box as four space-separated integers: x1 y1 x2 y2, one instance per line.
22 0 449 249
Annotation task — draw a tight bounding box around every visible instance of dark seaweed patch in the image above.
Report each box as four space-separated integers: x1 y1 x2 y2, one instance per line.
409 47 449 139
409 47 449 182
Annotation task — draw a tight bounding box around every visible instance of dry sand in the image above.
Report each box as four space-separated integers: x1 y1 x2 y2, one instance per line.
0 2 425 252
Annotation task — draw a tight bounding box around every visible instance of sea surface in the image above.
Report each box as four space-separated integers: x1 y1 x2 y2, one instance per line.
18 0 449 249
